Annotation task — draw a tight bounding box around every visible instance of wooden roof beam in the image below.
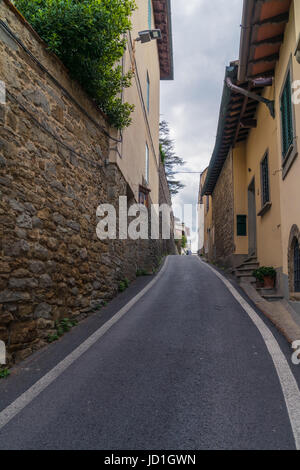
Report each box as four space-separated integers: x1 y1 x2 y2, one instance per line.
249 53 279 65
240 119 257 129
252 34 284 47
253 12 289 27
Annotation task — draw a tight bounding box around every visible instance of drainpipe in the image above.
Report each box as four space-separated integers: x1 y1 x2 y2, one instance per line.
226 77 275 118
238 0 255 82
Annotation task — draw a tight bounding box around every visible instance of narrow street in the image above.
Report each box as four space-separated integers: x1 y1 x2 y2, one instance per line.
0 256 299 450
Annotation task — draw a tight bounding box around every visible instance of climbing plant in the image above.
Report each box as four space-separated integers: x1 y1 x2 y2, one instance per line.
15 0 136 129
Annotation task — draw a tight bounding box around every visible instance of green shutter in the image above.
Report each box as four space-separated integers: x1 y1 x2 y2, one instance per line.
237 215 247 237
281 71 294 159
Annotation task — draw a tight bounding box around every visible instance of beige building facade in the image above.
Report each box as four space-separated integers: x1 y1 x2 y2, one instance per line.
109 0 173 206
201 0 300 313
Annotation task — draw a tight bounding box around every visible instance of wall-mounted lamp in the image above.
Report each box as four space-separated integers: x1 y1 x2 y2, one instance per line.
135 29 162 44
295 34 300 64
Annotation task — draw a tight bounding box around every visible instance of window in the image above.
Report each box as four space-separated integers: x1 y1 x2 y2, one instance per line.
206 196 209 213
260 152 270 206
139 186 149 208
294 240 300 292
280 70 294 159
145 143 149 184
237 215 247 237
146 72 150 113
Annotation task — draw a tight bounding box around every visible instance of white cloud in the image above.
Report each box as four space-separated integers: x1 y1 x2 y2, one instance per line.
161 0 243 250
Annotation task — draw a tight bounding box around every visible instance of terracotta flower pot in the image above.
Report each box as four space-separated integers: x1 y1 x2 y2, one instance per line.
263 275 275 288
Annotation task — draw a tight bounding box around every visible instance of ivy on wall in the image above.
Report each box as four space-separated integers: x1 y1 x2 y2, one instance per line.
15 0 136 129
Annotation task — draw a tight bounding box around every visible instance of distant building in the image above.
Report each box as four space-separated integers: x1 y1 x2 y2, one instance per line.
174 218 191 254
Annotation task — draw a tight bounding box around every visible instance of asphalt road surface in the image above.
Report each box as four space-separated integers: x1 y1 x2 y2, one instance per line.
0 255 300 450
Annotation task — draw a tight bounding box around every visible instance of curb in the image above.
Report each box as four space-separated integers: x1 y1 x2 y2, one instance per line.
239 282 300 345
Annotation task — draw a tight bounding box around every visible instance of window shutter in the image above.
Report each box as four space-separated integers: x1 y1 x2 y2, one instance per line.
281 71 294 158
261 153 270 206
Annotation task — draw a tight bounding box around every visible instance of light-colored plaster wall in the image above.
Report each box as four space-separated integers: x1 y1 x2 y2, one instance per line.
109 0 160 204
276 1 300 277
243 85 283 269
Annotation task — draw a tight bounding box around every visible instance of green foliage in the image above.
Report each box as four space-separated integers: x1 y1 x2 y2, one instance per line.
119 281 126 292
159 120 185 196
119 278 130 292
253 267 276 282
47 317 77 342
181 234 187 249
136 268 149 277
93 300 108 311
15 0 136 129
0 368 10 379
48 334 59 343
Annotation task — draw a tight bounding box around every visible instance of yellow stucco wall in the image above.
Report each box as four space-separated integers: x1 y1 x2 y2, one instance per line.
244 84 283 268
232 85 283 268
275 1 300 276
109 0 160 204
202 168 213 257
233 143 248 255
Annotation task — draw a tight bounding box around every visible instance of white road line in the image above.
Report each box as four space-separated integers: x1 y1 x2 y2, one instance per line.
0 257 169 431
198 258 300 450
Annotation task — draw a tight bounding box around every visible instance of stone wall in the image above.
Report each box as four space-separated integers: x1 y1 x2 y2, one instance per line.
0 1 170 366
211 151 235 266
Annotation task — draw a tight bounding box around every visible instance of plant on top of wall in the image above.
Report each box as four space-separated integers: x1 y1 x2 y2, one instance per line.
0 368 10 380
253 266 276 288
14 0 136 129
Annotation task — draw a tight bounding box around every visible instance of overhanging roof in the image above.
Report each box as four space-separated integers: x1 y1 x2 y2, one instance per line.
202 0 291 197
201 63 263 196
238 0 292 82
153 0 174 80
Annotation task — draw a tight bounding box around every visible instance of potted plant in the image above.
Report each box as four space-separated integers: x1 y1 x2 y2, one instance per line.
253 267 276 288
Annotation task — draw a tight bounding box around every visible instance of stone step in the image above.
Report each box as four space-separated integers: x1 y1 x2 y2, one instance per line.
236 266 256 274
262 294 284 302
257 287 277 296
236 260 259 270
237 275 256 283
243 262 259 268
244 256 258 263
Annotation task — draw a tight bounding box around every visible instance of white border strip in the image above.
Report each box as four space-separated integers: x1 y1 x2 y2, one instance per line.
198 259 300 450
0 257 169 430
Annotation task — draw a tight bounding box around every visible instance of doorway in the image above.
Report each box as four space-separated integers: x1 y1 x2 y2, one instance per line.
248 178 257 257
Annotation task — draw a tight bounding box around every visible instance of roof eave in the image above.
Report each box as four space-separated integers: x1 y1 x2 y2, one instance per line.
201 65 237 197
238 0 255 82
153 0 174 81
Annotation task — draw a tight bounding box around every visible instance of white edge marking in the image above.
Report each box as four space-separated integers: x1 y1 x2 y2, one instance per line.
198 258 300 450
0 257 169 430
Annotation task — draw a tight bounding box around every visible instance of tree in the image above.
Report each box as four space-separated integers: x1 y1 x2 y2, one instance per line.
159 120 185 196
15 0 136 129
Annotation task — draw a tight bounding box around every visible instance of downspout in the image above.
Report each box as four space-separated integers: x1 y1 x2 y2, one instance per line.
226 77 275 118
238 0 255 82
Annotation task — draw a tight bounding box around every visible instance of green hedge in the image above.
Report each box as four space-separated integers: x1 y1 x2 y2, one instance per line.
15 0 136 129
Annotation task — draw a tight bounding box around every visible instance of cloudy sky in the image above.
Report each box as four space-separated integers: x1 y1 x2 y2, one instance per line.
160 0 243 250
